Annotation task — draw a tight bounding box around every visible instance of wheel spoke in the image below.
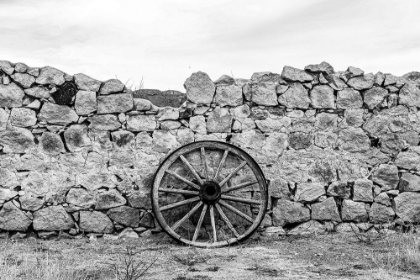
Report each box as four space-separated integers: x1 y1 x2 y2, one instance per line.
201 147 209 181
160 196 200 211
192 204 208 242
210 205 217 242
165 170 200 190
218 200 253 223
171 202 203 231
221 195 261 205
159 188 199 195
221 180 258 194
219 161 247 187
180 155 204 185
215 203 240 238
213 150 228 180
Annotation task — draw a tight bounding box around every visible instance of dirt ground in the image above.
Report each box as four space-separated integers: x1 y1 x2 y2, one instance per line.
0 232 419 280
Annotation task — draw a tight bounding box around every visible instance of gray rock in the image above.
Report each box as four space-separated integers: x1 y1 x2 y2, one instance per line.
157 108 179 121
39 132 65 155
127 189 151 210
206 107 233 133
369 203 395 223
278 83 310 109
289 132 312 150
0 83 24 107
372 164 400 191
38 103 78 125
341 200 369 222
326 74 348 90
255 116 291 132
281 66 313 82
403 71 420 83
336 88 363 109
215 84 243 107
374 192 391 206
0 60 14 75
184 72 215 105
75 90 97 115
251 82 278 106
343 109 364 127
310 85 335 108
251 72 282 83
395 151 420 170
383 74 397 86
107 206 140 227
215 74 236 85
11 73 35 88
133 98 152 111
111 130 135 147
304 61 334 74
327 181 351 199
27 68 40 77
347 73 374 90
127 115 157 131
272 199 310 226
0 188 18 206
64 124 92 152
0 127 35 153
399 83 420 107
19 195 44 211
97 94 133 114
95 189 127 210
311 197 341 222
314 131 338 148
0 108 9 131
77 172 116 191
14 63 28 73
189 115 206 134
33 205 74 231
364 87 388 109
35 66 66 86
24 86 50 99
262 226 286 237
160 120 181 130
0 201 32 231
374 72 385 86
99 79 125 95
74 73 101 92
315 113 337 130
79 211 113 233
353 179 373 202
294 182 325 202
139 212 155 228
399 173 420 192
89 114 121 131
288 220 325 236
118 228 139 239
394 192 420 223
338 127 370 152
379 133 404 155
66 188 95 208
10 108 36 127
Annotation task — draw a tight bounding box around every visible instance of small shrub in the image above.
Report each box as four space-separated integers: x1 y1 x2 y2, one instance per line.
113 246 157 280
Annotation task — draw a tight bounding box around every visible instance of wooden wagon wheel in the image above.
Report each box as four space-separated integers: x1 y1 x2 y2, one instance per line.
152 141 268 248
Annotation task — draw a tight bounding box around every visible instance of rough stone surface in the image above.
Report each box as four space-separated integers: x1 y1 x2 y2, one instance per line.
33 206 74 231
394 192 420 223
327 181 351 199
24 86 50 99
66 188 95 208
64 124 92 152
364 87 388 109
310 85 335 108
336 88 363 109
281 66 313 82
79 211 114 233
10 108 36 127
304 61 334 74
278 83 310 109
39 132 65 155
206 107 233 133
75 90 97 115
11 73 35 88
341 200 369 222
347 74 374 90
288 220 325 236
311 197 341 222
74 73 102 92
184 72 215 105
338 127 370 152
0 83 24 107
0 201 32 231
294 182 325 202
89 114 121 131
100 79 125 95
251 82 278 106
399 173 420 192
272 199 310 226
353 179 373 202
97 94 133 114
215 84 243 107
127 115 157 132
107 206 140 227
372 164 399 191
95 189 127 210
0 127 35 153
38 103 79 125
35 66 66 85
369 203 395 223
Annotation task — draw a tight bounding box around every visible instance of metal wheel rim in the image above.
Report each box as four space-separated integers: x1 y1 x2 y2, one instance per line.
151 141 268 248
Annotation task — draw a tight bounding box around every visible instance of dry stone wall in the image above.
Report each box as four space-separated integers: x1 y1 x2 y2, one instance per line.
0 60 420 239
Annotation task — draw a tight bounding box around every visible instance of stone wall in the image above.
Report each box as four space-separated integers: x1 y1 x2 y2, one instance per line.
0 60 420 239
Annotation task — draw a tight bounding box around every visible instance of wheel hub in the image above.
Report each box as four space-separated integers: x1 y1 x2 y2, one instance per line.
199 181 221 204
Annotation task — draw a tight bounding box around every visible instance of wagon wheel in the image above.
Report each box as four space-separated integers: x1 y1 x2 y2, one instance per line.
152 141 268 248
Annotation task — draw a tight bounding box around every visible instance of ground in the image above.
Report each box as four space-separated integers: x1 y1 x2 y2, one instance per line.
0 231 419 280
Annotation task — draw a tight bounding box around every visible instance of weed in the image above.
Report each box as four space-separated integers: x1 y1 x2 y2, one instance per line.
113 246 158 280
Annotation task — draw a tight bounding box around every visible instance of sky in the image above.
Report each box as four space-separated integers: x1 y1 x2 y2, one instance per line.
1 0 420 91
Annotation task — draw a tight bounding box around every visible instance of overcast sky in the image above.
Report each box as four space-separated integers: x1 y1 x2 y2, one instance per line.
1 0 420 91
